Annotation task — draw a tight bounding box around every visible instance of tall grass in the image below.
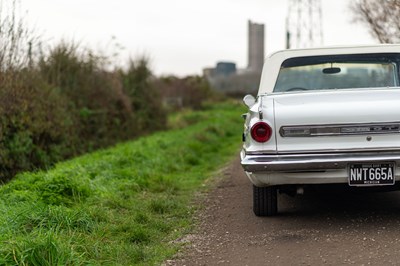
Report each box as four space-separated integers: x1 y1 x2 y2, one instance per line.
0 102 244 265
0 0 37 71
0 2 171 180
0 1 218 181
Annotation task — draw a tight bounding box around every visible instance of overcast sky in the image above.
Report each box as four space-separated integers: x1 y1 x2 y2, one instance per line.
20 0 376 77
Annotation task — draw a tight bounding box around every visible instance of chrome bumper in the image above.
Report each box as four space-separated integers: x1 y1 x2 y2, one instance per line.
241 151 400 172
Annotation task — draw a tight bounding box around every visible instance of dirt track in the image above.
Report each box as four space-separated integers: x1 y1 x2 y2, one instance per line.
170 157 400 265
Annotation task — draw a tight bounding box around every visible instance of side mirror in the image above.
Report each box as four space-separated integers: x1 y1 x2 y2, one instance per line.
243 94 256 108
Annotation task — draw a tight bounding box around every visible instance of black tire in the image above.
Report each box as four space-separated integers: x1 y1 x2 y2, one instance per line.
253 185 278 216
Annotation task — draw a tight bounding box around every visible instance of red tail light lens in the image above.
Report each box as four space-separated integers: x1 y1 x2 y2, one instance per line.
251 122 272 142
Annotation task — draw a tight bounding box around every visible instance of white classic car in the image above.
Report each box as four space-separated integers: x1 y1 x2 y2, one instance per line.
241 44 400 216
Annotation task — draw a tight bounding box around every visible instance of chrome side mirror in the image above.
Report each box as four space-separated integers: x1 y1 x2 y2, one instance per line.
243 94 256 108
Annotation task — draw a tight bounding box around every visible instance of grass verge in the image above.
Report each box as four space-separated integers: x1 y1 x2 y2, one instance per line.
0 101 244 265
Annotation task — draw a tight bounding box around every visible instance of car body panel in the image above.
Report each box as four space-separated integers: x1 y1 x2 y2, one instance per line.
241 44 400 188
273 88 400 152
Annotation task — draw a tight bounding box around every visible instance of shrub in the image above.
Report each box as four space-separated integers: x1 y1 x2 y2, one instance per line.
154 75 219 111
120 57 166 132
37 43 138 151
0 41 168 181
0 1 227 181
0 71 73 179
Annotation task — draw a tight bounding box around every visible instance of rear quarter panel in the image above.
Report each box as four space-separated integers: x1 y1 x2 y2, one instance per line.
243 96 277 154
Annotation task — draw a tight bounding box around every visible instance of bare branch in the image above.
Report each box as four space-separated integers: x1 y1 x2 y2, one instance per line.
350 0 400 43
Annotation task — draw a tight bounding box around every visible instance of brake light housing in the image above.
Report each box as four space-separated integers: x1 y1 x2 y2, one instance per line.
251 122 272 143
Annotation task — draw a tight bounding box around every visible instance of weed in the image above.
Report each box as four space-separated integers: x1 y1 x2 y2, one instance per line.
36 173 91 206
134 212 150 224
148 197 178 215
3 233 84 265
128 226 152 244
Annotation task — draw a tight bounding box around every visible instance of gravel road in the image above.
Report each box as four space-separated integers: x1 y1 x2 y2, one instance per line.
169 157 400 266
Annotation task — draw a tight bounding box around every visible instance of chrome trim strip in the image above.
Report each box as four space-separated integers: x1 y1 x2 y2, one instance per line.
246 147 400 155
241 151 400 172
280 122 400 137
258 96 263 119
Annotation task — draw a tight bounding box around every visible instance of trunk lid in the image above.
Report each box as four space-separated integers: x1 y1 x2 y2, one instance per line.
273 88 400 152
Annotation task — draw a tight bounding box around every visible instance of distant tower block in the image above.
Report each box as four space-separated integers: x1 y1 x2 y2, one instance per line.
286 0 323 49
248 20 265 72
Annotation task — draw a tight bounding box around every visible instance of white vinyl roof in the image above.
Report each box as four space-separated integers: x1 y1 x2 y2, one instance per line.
258 44 400 95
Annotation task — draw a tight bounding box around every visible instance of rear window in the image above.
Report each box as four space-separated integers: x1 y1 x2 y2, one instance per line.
273 53 400 92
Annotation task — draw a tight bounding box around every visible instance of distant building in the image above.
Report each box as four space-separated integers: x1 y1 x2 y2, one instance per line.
203 67 216 78
248 20 265 72
216 62 237 76
202 61 237 77
203 20 265 96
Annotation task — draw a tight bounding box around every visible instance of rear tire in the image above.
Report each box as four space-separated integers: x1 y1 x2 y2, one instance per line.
253 185 278 216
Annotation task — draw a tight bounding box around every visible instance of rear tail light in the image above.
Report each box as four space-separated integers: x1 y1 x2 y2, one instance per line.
251 122 272 142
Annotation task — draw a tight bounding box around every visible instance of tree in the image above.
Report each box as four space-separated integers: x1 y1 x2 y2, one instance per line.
350 0 400 43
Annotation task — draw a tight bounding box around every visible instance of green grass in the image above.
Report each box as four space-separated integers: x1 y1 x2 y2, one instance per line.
0 101 244 265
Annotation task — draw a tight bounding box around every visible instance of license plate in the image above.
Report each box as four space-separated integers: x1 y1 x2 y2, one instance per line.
348 163 395 186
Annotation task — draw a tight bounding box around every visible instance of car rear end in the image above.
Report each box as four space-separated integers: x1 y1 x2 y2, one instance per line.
242 89 400 186
240 45 400 216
